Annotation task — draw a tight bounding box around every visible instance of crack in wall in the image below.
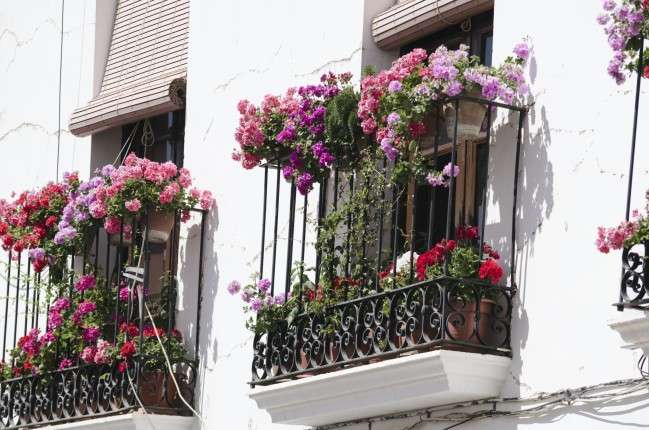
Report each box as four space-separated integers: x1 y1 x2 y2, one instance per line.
0 19 60 70
294 47 362 78
0 122 70 143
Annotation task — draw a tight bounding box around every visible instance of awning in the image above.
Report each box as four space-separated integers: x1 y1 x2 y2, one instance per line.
372 0 493 50
69 0 189 137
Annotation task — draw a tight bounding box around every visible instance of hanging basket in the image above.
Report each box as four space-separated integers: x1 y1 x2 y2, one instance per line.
147 211 176 244
443 92 488 140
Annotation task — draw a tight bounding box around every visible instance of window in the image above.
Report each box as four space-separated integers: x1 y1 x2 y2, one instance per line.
397 11 494 253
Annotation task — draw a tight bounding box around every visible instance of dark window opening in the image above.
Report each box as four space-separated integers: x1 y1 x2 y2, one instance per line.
121 109 185 167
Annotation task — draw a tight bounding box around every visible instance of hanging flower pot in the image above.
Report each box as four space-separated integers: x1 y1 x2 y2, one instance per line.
443 91 488 140
138 370 178 408
147 211 176 244
445 297 495 350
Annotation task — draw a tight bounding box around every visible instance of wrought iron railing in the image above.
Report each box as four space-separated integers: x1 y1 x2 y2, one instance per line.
0 209 206 428
250 96 526 385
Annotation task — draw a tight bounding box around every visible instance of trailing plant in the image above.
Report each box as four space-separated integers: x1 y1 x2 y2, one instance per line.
598 0 649 84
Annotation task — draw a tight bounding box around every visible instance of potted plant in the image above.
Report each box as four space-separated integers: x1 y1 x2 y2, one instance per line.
413 225 503 347
358 42 529 184
233 72 365 195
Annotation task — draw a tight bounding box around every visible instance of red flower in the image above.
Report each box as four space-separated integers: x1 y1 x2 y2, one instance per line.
379 261 394 279
456 225 478 241
171 329 182 339
482 243 500 260
644 0 649 9
117 361 128 373
2 235 14 250
478 258 503 285
408 121 427 138
32 259 47 273
644 65 649 79
0 222 7 236
416 243 449 281
45 216 58 228
119 322 139 337
12 240 24 254
143 326 165 338
120 341 136 359
23 361 32 371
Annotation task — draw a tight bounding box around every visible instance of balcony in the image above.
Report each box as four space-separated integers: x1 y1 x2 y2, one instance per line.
0 209 206 429
245 96 526 426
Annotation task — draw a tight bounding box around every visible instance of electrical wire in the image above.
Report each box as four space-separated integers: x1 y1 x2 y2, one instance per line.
55 0 65 182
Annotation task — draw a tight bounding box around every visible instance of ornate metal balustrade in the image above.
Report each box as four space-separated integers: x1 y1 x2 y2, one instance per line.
0 209 206 428
249 96 526 386
620 243 649 309
252 277 512 385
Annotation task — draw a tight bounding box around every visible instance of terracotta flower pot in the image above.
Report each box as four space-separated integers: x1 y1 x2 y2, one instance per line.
446 298 495 348
443 91 488 139
147 211 176 244
138 370 177 408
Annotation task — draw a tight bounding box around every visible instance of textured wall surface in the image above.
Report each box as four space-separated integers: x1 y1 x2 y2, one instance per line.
4 0 649 429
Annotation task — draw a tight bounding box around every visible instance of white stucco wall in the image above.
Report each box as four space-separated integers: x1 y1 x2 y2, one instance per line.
182 0 649 429
3 0 649 429
0 0 95 192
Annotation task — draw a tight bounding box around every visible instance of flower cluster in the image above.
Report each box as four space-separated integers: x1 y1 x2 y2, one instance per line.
426 162 461 187
0 156 213 273
359 43 528 182
415 225 503 285
598 0 649 84
227 278 292 333
233 72 360 195
596 191 649 253
0 174 78 271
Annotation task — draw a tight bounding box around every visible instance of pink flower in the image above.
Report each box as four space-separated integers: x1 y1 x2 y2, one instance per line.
200 191 214 210
80 346 96 364
89 202 107 219
124 199 141 213
94 339 113 365
58 358 73 370
83 326 101 342
74 275 96 293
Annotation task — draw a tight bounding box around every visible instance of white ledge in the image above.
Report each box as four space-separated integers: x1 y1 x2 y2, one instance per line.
42 412 196 430
249 349 511 427
609 310 649 355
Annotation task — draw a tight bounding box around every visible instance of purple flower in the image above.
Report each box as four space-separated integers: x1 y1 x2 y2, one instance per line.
602 0 615 10
387 80 402 93
75 275 96 293
597 13 610 25
445 81 463 97
40 331 56 344
414 84 431 97
296 172 314 195
28 248 46 261
257 278 271 293
241 288 253 303
273 294 286 305
386 112 401 126
227 280 241 295
83 327 101 342
54 226 78 245
426 173 447 187
119 287 130 302
250 298 264 312
380 138 400 162
101 164 115 177
51 297 70 312
59 358 73 370
313 142 335 167
513 42 530 61
282 165 295 180
481 76 501 100
277 125 297 143
442 163 460 178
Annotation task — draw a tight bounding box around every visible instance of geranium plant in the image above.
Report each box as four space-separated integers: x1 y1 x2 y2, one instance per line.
358 42 529 183
596 190 649 253
598 0 649 84
233 72 363 194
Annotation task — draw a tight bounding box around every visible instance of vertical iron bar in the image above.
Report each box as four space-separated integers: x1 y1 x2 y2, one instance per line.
427 104 441 249
479 103 493 261
32 271 39 329
138 212 151 388
444 100 460 274
167 212 179 341
270 161 281 295
24 258 31 336
12 253 21 350
195 211 206 360
329 168 340 284
298 194 308 313
314 176 328 286
392 173 401 279
114 218 125 341
2 252 11 361
285 182 297 300
344 172 355 298
375 158 387 290
510 110 526 288
94 228 99 277
260 165 269 278
625 39 644 221
409 184 417 283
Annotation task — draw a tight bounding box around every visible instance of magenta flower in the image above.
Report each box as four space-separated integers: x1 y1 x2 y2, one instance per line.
227 281 241 295
83 327 101 343
74 275 96 293
58 358 73 370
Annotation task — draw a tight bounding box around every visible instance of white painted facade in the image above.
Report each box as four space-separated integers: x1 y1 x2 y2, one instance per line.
2 0 649 429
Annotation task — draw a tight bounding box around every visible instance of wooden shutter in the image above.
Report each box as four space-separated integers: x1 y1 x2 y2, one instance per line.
372 0 493 50
69 0 189 136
